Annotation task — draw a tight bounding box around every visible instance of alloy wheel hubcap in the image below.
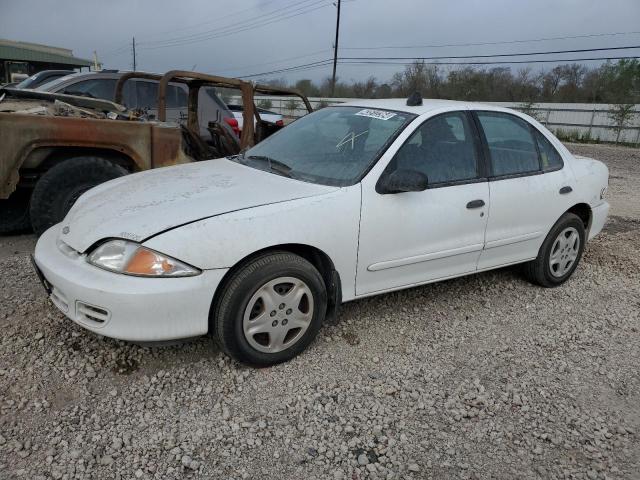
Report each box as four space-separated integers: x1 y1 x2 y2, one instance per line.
549 227 580 277
243 276 314 354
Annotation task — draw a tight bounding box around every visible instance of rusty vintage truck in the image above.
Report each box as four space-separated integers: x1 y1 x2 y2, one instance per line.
0 71 312 235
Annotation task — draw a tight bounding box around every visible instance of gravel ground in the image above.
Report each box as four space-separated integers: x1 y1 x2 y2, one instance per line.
1 143 638 480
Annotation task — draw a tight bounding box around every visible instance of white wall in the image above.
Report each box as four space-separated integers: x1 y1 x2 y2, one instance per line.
240 95 640 144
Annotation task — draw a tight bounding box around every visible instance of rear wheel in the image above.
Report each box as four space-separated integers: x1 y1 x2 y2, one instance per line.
523 212 585 287
0 188 32 235
29 156 127 236
213 252 327 366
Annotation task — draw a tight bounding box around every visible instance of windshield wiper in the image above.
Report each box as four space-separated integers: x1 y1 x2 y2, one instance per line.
245 155 296 179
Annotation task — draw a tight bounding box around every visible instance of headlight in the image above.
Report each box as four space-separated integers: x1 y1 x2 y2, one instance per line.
600 186 608 200
87 239 200 277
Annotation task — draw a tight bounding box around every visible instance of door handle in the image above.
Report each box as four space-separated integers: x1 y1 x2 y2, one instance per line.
559 186 573 194
466 199 485 209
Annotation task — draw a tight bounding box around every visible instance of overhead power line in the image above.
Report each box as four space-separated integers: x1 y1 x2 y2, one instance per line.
340 56 640 67
140 0 324 45
341 45 640 61
238 53 640 79
341 30 640 51
99 0 291 57
138 0 332 49
215 49 331 75
237 59 335 78
140 0 280 40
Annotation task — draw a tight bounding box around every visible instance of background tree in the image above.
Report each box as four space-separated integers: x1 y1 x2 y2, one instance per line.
250 60 638 105
294 79 320 97
608 103 637 143
256 98 273 110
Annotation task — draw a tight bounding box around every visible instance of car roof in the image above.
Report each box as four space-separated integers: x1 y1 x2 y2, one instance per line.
338 98 505 115
35 71 121 90
33 69 74 77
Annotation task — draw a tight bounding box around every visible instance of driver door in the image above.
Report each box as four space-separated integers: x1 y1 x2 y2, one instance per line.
356 110 490 296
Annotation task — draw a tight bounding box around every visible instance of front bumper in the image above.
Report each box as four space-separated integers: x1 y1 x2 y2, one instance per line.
33 224 228 342
588 201 610 240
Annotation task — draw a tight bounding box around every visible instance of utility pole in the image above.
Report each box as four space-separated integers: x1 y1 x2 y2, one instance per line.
132 37 137 71
331 0 341 97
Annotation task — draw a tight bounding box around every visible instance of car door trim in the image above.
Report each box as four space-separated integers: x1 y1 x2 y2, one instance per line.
368 242 484 272
484 231 543 249
357 255 537 300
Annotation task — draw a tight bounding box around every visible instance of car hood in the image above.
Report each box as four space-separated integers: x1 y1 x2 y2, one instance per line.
60 158 337 253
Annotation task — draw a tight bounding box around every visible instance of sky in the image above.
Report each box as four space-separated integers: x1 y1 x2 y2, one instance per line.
1 0 639 85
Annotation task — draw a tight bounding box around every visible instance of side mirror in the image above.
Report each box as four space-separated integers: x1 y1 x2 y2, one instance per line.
377 169 428 194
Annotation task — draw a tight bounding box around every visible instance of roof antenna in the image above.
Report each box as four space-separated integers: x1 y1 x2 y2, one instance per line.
406 91 422 106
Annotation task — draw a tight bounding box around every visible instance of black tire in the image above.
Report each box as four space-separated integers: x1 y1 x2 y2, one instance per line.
30 156 127 236
523 212 586 287
0 188 32 235
213 251 327 366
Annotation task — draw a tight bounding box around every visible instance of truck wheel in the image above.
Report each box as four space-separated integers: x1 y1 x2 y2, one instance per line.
30 156 127 236
0 189 32 235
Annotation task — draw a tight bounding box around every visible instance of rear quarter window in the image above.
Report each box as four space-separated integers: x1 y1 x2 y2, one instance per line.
534 130 564 171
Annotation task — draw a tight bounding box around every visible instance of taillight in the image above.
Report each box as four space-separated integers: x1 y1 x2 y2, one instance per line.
224 117 241 137
275 119 284 127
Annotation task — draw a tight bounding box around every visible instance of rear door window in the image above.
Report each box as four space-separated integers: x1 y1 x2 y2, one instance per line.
476 112 540 177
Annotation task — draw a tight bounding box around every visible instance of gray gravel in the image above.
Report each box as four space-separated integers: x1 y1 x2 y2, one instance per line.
1 143 639 479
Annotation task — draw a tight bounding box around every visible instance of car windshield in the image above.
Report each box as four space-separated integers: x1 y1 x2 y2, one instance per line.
16 72 69 89
234 106 415 186
15 75 39 89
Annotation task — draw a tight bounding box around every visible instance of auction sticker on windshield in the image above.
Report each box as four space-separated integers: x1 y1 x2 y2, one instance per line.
355 109 397 121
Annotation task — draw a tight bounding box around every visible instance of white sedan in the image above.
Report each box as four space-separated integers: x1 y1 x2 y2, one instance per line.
33 97 609 366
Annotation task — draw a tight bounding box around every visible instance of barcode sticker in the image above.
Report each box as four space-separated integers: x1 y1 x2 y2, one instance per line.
354 109 397 121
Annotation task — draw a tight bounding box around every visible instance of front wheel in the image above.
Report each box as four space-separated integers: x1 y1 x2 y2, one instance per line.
523 212 586 287
213 252 327 366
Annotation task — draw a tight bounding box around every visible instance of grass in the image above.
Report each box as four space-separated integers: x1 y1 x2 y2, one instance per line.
554 128 640 147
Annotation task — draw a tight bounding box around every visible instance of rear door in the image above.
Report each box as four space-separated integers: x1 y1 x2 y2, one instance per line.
473 111 576 269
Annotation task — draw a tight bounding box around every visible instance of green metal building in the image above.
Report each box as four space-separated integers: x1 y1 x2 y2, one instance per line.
0 39 93 84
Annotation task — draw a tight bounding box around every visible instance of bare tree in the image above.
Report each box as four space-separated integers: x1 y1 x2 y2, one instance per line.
517 100 544 123
249 59 638 107
541 67 563 98
352 76 377 98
